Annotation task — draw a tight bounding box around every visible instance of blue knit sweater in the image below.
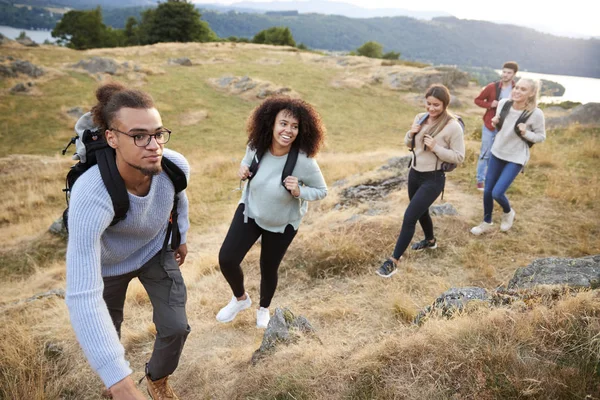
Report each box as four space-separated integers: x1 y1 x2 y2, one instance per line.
65 148 190 388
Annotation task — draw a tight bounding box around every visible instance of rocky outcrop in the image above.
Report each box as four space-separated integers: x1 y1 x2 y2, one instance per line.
339 176 407 206
414 287 489 325
508 255 600 289
415 255 600 325
546 103 600 128
10 81 34 94
0 59 44 78
168 57 192 66
72 57 120 75
208 75 297 100
429 203 458 216
16 34 39 47
372 66 470 92
251 308 319 364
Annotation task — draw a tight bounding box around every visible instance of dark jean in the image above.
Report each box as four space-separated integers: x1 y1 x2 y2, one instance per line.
219 204 298 308
392 168 445 260
483 154 523 223
103 250 190 381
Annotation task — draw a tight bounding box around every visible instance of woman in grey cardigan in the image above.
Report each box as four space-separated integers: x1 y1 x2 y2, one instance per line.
216 96 327 328
471 78 546 235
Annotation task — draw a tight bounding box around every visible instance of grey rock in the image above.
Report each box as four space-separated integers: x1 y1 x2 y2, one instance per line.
66 107 85 119
10 82 29 93
414 287 489 325
429 203 458 216
72 57 120 75
251 308 318 364
256 87 291 99
0 65 16 78
11 60 44 77
16 35 39 47
508 255 600 289
49 216 67 237
546 102 600 128
449 95 462 108
25 288 66 303
217 76 236 88
233 76 257 92
44 342 64 360
379 155 412 171
340 175 407 205
332 178 348 187
168 57 192 66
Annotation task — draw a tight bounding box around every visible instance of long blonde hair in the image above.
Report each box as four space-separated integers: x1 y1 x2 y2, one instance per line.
519 78 540 111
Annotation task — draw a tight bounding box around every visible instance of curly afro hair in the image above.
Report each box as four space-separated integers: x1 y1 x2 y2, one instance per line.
246 96 326 158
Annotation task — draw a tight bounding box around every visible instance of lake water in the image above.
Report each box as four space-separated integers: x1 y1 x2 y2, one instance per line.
497 69 600 105
0 25 55 43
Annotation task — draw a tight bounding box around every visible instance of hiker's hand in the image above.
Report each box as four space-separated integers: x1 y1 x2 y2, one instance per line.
491 100 499 108
284 176 301 197
410 123 421 137
238 165 251 180
423 135 437 150
110 377 146 400
491 116 500 127
516 123 526 135
175 243 187 266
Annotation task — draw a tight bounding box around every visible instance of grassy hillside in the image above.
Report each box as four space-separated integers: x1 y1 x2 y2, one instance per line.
0 42 599 399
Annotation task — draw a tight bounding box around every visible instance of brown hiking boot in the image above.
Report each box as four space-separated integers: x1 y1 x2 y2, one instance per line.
146 375 179 400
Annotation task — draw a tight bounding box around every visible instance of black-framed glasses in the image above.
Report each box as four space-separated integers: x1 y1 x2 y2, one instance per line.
110 127 171 147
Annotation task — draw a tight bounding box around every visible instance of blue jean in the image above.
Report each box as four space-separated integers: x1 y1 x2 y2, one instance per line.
476 125 497 183
483 155 522 223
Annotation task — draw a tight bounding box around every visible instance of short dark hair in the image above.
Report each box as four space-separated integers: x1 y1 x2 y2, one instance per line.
91 82 155 130
246 96 326 158
503 61 519 73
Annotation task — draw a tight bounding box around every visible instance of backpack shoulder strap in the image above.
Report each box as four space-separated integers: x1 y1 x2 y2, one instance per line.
248 147 264 180
282 145 299 184
495 81 501 101
96 147 129 226
496 100 513 131
161 157 187 193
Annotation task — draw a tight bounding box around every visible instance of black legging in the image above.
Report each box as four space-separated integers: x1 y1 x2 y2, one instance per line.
219 204 297 308
392 168 445 259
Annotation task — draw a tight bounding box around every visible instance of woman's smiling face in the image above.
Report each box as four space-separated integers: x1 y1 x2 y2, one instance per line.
271 109 299 153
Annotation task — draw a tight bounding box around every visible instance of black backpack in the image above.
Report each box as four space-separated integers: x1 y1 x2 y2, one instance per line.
61 123 187 258
496 100 535 148
247 144 299 192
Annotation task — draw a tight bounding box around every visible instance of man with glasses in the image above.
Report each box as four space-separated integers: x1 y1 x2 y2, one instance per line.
66 83 190 400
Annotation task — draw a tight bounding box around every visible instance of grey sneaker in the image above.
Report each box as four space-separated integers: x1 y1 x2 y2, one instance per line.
471 221 494 236
411 238 437 251
500 209 516 232
376 259 397 278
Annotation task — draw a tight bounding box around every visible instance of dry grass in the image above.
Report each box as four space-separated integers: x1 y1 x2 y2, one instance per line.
0 42 599 399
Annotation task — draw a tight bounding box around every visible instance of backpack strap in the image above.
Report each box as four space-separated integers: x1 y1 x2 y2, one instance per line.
247 147 265 181
494 81 502 101
514 109 535 148
495 100 513 131
159 157 188 266
96 147 129 226
281 145 299 191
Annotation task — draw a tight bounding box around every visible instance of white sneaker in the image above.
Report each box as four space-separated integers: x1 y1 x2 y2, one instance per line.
216 293 252 323
500 209 516 232
470 221 494 236
256 307 270 329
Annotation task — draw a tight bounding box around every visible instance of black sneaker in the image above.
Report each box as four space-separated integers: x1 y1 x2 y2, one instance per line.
411 238 437 251
376 259 397 278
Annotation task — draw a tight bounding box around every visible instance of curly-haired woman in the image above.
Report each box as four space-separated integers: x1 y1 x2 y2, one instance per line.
216 96 327 328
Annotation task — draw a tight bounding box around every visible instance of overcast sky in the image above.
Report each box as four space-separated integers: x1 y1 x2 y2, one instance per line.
192 0 598 38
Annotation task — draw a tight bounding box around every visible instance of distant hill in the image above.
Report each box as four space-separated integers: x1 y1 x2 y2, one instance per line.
195 0 451 19
5 0 600 78
8 0 157 8
197 12 600 79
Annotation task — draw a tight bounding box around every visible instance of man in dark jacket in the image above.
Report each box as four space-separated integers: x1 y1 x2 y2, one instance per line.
474 61 518 190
